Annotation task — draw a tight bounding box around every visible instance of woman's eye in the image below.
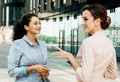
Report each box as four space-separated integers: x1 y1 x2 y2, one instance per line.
34 22 38 25
84 18 88 21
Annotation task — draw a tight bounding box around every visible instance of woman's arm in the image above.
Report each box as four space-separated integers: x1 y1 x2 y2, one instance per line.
104 55 118 79
52 41 95 81
8 42 26 77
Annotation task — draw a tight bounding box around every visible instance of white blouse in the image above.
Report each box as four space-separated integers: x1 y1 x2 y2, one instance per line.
76 31 118 82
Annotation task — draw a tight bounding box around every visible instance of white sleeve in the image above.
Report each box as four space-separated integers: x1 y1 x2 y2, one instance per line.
76 40 95 82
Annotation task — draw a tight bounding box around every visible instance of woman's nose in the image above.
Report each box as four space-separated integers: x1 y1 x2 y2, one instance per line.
81 20 85 25
38 24 41 27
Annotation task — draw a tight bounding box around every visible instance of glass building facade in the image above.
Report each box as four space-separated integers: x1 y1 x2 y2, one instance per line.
38 0 120 57
0 0 120 57
0 0 24 26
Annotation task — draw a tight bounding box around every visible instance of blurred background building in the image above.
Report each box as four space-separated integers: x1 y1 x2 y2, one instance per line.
0 0 120 57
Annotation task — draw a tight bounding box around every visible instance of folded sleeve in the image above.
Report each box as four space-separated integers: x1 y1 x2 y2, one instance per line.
76 39 95 81
8 42 28 77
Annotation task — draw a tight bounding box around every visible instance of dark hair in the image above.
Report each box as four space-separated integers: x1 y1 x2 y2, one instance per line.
81 4 111 30
13 13 38 41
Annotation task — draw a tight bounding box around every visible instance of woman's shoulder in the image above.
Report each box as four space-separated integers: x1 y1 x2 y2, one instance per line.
13 38 23 43
11 38 24 47
9 39 24 50
83 33 100 44
83 36 93 43
81 36 95 48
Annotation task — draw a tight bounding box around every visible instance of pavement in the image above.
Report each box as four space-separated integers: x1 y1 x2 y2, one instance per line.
0 44 120 82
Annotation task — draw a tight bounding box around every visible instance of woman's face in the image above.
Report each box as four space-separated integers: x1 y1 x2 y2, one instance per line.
25 16 41 35
81 10 97 34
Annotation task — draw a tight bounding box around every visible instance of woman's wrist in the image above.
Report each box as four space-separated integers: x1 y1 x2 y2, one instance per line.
26 66 35 73
67 54 79 70
67 53 74 61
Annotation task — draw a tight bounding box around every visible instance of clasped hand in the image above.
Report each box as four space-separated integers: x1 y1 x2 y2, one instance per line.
33 64 50 78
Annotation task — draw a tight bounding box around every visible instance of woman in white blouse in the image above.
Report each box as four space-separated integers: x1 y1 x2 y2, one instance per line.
52 4 118 82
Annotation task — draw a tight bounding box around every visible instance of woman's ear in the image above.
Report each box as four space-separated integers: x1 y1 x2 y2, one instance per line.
24 25 28 30
95 18 101 26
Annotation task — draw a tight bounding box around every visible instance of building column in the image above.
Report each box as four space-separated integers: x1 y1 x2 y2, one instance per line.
40 0 44 12
0 6 2 26
25 0 31 13
47 0 51 11
66 0 72 6
35 0 39 14
78 0 87 3
55 0 60 9
0 0 4 26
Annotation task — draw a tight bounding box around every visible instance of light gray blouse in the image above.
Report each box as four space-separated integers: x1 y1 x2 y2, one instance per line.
8 35 48 82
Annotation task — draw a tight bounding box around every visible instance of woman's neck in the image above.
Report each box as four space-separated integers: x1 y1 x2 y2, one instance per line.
90 26 103 35
26 33 38 45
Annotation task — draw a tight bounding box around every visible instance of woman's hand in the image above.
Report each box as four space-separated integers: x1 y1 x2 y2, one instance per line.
40 68 50 78
51 46 79 70
33 65 50 78
51 46 74 60
27 64 50 78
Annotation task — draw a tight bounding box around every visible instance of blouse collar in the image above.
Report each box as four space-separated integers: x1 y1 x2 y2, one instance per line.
22 35 39 46
93 30 105 35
